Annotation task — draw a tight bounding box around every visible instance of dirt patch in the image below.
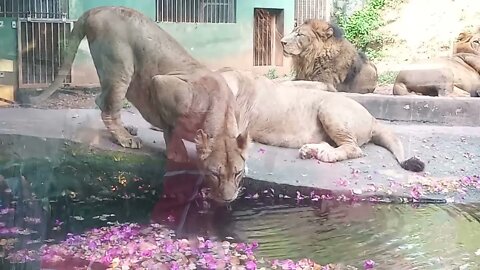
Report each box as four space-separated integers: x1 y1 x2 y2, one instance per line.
36 89 98 109
14 87 100 110
375 0 480 73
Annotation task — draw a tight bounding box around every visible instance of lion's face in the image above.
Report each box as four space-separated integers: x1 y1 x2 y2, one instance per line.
455 31 480 55
280 19 334 56
195 129 250 203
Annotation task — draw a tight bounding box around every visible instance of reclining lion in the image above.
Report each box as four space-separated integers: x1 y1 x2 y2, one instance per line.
280 19 378 94
26 6 250 203
393 31 480 97
218 67 424 172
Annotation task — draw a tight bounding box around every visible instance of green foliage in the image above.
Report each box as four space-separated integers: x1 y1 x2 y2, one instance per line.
265 68 279 79
378 70 398 85
123 99 132 109
335 0 391 59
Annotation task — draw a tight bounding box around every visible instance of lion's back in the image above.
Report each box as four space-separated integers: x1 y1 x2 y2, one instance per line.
83 6 201 78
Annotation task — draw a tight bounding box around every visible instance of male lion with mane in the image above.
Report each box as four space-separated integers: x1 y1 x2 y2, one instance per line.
393 30 480 97
280 19 378 94
218 68 424 172
26 6 250 203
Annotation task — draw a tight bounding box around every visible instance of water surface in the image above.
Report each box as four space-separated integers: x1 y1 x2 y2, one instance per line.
2 191 479 270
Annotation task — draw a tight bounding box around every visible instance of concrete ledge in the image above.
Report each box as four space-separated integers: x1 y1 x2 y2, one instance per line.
343 93 480 127
1 108 479 204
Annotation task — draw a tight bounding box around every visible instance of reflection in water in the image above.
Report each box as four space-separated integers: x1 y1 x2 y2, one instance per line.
230 201 480 269
1 163 480 269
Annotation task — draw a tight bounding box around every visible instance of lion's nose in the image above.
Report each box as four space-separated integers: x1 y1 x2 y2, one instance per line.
281 40 287 46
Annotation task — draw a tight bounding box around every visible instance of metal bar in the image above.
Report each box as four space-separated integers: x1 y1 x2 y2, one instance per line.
259 11 263 66
216 0 219 23
227 0 231 23
25 22 34 83
40 0 44 18
33 0 37 18
50 22 53 82
17 19 24 87
192 0 194 23
44 22 48 84
37 22 41 84
164 0 167 22
60 24 66 82
52 0 55 18
61 22 65 83
208 0 212 23
266 14 269 65
224 0 228 23
32 22 36 84
56 22 60 81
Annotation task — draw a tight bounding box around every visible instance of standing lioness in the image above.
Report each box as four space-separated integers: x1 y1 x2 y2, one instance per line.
26 7 250 203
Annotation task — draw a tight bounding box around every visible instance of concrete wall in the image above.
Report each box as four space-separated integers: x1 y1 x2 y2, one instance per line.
0 18 18 105
67 0 295 86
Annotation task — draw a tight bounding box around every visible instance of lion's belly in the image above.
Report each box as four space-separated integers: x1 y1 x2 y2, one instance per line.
252 128 327 149
248 104 327 148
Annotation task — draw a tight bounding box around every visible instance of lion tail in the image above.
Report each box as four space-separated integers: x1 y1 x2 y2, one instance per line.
371 122 425 172
29 12 88 105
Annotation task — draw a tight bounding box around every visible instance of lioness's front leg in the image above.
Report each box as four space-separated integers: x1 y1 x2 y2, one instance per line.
150 75 193 163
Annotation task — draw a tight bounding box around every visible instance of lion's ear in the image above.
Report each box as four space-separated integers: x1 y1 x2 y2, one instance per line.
236 129 251 154
195 129 212 160
325 26 334 38
457 31 471 42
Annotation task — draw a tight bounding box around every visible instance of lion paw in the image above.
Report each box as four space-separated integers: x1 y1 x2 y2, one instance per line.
299 143 338 162
114 132 142 149
299 144 317 159
316 149 339 163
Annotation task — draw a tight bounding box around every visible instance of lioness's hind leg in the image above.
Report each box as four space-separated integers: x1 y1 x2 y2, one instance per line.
96 81 142 149
92 45 141 149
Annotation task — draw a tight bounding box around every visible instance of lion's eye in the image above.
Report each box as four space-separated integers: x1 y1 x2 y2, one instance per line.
474 40 480 44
